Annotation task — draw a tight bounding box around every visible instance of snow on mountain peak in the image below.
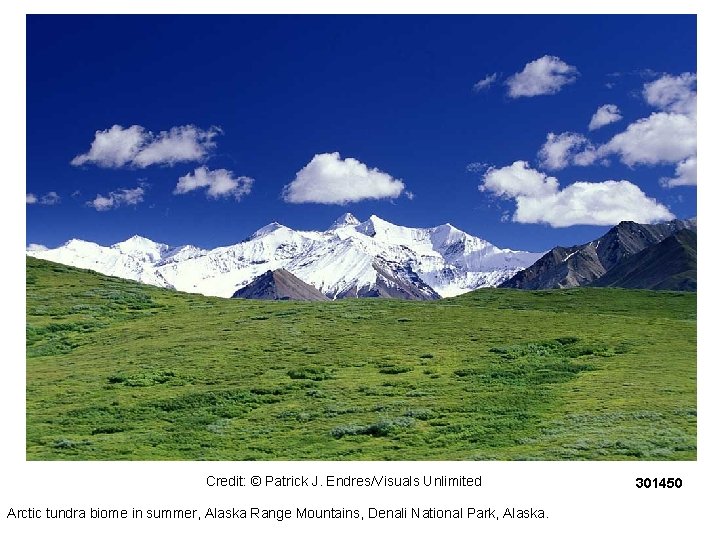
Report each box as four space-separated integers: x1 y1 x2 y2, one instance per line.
356 214 392 236
430 223 471 248
29 214 544 299
329 212 361 229
250 222 289 239
61 238 102 250
368 214 389 225
163 244 208 263
114 235 167 250
112 235 171 262
357 215 428 246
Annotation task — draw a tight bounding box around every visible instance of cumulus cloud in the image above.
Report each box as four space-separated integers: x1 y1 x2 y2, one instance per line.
538 132 598 170
87 186 145 211
27 243 48 252
536 73 697 188
282 152 406 204
480 161 674 227
134 126 221 168
598 74 696 179
661 157 697 187
589 104 623 131
506 55 579 98
643 72 696 114
472 73 498 92
483 160 558 199
71 125 146 168
27 191 61 205
174 167 254 200
71 124 220 168
599 111 695 167
40 192 61 205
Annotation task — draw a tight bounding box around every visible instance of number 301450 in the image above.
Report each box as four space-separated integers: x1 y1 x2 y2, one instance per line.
636 478 682 488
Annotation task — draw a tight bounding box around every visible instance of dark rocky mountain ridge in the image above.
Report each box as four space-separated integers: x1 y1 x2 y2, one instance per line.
591 229 697 291
499 218 697 290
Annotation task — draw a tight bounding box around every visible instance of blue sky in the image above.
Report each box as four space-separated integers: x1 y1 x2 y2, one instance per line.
26 15 696 252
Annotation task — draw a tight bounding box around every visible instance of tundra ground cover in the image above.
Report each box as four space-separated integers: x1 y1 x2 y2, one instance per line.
26 257 696 460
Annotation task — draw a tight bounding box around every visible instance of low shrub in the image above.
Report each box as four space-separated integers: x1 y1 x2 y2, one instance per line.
330 417 415 439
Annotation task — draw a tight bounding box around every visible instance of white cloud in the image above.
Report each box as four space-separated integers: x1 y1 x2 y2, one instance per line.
599 111 695 167
538 132 597 170
482 160 558 198
27 243 48 252
590 74 696 187
643 72 696 114
71 125 147 168
466 162 488 173
27 191 61 205
506 55 579 98
472 73 498 92
174 167 254 201
89 194 115 211
134 126 221 167
589 104 623 131
40 192 61 205
71 124 220 168
87 187 145 211
538 73 697 189
480 161 674 227
661 157 697 188
282 152 406 204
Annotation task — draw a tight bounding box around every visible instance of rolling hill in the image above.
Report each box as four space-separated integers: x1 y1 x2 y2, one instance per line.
26 256 696 460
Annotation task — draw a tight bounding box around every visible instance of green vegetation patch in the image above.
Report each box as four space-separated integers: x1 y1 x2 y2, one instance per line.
489 336 621 360
25 257 696 461
330 416 416 439
287 367 333 380
107 370 185 387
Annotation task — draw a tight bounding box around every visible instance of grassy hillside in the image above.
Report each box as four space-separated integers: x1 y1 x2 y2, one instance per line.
26 256 696 460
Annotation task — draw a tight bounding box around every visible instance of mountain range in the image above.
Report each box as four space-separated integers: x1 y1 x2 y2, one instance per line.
590 228 696 291
27 214 542 300
499 218 697 291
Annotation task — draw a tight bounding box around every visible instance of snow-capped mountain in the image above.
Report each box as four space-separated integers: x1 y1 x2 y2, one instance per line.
27 214 543 299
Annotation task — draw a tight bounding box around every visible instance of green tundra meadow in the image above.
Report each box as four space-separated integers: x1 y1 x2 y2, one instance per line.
26 256 696 460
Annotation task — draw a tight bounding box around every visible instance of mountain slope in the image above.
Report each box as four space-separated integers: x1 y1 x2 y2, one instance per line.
29 214 542 299
591 229 697 291
499 218 696 290
231 269 330 301
342 261 441 300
